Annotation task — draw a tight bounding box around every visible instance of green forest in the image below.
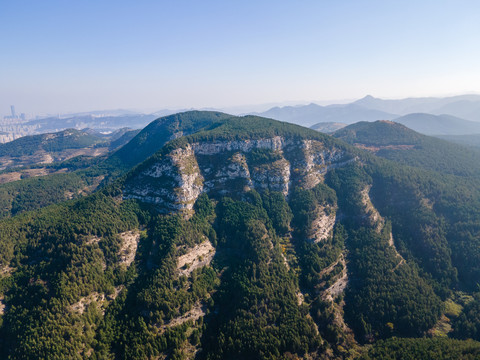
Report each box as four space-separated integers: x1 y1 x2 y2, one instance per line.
0 112 480 358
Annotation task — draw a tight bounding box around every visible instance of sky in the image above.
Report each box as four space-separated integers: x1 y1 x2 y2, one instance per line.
1 0 480 117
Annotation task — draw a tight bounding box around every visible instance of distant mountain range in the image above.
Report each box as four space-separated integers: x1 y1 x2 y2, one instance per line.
255 94 480 136
256 103 397 127
4 94 480 143
354 94 480 120
390 113 480 135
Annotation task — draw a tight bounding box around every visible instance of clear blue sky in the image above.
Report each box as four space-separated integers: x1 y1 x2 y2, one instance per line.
1 0 480 116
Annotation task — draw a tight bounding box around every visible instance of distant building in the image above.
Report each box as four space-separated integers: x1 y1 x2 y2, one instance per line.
3 105 27 123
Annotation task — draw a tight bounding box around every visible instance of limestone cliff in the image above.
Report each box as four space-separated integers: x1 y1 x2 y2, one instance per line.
124 136 356 215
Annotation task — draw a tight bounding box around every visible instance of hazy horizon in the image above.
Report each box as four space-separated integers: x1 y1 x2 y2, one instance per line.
2 1 480 117
7 92 480 120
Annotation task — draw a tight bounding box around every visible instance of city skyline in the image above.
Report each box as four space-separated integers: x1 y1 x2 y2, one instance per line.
1 1 480 116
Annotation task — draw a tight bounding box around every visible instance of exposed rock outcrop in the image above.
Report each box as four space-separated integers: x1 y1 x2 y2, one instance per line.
118 230 141 267
323 256 348 302
361 185 385 232
251 157 291 195
124 136 355 216
308 205 337 243
125 144 204 213
159 302 206 332
177 240 215 277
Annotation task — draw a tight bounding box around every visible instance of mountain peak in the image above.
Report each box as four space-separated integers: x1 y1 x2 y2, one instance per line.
354 95 379 105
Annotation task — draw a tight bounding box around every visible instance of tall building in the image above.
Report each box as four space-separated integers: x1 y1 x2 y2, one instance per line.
3 105 27 123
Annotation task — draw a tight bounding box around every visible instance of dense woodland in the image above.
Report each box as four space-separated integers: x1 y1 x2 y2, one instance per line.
0 112 479 358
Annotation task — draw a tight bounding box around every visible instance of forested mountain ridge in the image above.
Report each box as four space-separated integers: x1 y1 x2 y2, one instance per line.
0 112 480 359
333 120 480 177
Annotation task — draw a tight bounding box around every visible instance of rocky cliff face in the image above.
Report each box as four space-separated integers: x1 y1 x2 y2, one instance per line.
124 136 356 215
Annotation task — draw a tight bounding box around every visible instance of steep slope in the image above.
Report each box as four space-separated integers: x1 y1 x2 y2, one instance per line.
121 115 463 347
334 120 480 289
1 112 480 358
